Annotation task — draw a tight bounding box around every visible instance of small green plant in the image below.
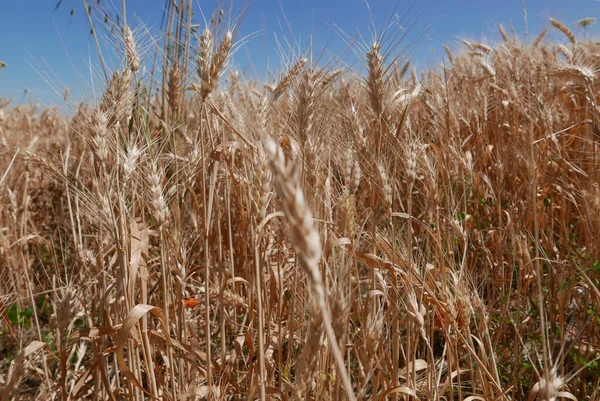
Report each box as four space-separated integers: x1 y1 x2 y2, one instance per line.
7 304 34 328
571 350 600 377
6 296 53 329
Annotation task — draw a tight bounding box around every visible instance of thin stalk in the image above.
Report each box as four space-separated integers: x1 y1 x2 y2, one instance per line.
82 0 108 81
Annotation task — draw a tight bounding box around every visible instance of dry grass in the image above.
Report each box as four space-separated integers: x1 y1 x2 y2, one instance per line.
1 2 600 400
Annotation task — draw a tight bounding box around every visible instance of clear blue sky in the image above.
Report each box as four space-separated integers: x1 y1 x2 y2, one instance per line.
1 0 599 108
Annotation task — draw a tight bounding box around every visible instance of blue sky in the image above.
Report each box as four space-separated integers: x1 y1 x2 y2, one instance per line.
1 0 599 108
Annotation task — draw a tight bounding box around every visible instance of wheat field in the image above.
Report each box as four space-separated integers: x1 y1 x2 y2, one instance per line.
1 2 600 400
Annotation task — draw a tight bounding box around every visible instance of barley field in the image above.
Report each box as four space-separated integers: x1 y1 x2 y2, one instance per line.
1 2 600 400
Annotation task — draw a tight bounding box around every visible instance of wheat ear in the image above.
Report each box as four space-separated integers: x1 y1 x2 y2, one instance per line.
266 139 357 401
123 25 140 75
550 18 576 44
272 58 307 101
